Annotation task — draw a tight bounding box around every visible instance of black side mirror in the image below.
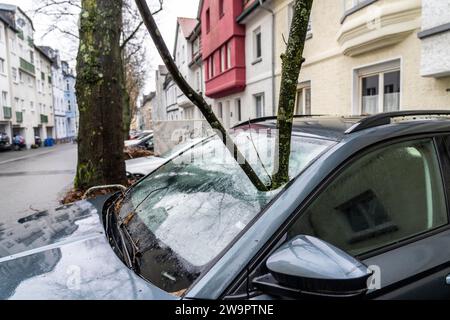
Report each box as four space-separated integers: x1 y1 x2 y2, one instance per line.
253 235 372 299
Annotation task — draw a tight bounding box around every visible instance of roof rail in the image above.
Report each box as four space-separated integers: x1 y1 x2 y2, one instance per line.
345 110 450 134
231 115 327 129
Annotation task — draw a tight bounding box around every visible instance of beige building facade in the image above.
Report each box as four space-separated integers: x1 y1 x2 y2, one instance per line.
272 0 450 116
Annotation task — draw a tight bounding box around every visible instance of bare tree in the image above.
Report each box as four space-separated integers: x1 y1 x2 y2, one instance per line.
135 0 313 191
271 0 313 188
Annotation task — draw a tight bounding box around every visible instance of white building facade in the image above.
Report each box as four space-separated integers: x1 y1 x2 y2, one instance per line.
0 4 54 147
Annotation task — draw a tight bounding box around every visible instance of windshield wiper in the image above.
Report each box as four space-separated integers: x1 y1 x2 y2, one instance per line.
106 199 140 271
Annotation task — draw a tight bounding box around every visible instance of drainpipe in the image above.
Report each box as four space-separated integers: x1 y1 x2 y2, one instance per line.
258 0 276 116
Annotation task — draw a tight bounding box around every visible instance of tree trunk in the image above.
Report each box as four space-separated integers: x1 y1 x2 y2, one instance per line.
75 0 127 189
271 0 313 189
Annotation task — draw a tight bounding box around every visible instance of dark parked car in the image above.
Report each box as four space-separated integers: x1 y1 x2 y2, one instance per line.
1 111 450 300
0 132 11 151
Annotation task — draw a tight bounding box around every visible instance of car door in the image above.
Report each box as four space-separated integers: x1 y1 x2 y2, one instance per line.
245 136 450 300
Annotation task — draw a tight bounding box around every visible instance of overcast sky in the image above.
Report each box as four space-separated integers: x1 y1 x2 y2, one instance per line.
2 0 200 93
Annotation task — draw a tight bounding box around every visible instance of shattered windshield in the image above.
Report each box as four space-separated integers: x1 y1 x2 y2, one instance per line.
117 128 335 294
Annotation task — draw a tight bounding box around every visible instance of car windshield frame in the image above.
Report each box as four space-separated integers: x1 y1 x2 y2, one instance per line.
112 129 338 294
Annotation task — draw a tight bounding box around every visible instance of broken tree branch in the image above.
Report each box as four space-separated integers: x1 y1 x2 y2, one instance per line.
134 0 269 192
271 0 313 189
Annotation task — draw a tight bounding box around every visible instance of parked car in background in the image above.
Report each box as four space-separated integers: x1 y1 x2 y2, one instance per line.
129 130 153 140
125 133 154 151
1 111 450 300
0 132 12 151
126 138 204 179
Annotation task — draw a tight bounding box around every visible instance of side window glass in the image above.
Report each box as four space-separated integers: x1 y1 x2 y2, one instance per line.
287 139 448 256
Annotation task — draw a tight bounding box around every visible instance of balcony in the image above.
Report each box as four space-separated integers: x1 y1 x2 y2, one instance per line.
337 0 421 56
3 107 12 119
15 112 23 123
40 114 48 124
205 67 246 99
20 58 35 75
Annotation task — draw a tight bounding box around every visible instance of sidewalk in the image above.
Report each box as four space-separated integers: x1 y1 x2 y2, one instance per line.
0 143 76 166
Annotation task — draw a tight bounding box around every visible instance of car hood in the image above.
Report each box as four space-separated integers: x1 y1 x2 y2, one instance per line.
126 156 166 175
0 196 175 300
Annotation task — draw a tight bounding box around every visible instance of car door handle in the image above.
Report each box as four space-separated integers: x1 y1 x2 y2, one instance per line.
446 275 450 285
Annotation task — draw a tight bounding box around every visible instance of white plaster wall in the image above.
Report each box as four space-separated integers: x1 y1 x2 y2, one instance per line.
420 0 450 77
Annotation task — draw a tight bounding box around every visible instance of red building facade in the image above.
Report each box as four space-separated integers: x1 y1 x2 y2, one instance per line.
200 0 246 99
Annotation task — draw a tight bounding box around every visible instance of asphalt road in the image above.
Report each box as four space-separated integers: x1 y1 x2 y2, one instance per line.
0 144 77 223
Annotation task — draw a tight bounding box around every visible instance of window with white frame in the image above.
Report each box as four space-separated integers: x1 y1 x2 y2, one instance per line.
0 58 4 74
12 67 17 82
0 25 3 42
227 42 232 69
217 102 223 119
182 45 185 64
220 46 225 72
192 36 200 60
1 91 7 106
196 71 201 92
10 37 16 53
255 93 265 118
356 60 401 115
235 99 242 122
253 27 262 61
296 83 312 115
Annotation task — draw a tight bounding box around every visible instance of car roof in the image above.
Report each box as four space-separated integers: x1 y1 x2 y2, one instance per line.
233 111 450 141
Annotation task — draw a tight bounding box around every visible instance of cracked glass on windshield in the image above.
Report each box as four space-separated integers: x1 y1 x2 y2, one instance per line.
118 129 335 294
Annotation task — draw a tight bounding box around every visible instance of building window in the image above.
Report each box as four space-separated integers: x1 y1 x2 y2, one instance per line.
1 91 7 106
236 99 242 122
10 38 16 53
227 42 232 69
219 0 225 18
296 84 312 115
255 94 265 118
206 9 211 33
361 70 400 114
19 71 23 82
220 46 225 72
182 45 185 64
12 68 17 82
0 25 3 42
30 51 34 64
196 71 201 92
192 36 200 60
218 102 223 119
253 27 262 60
0 58 4 74
208 56 214 79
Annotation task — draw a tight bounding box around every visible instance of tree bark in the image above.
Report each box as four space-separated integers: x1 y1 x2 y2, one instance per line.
75 0 127 189
135 0 269 191
271 0 313 189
